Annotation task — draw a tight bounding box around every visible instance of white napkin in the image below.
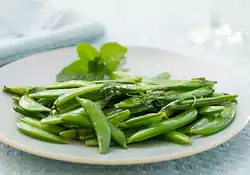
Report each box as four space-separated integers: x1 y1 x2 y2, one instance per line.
0 0 105 66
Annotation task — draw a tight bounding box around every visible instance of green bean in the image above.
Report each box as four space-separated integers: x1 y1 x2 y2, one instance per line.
157 131 191 144
168 95 237 110
59 129 77 139
13 101 46 119
191 103 236 136
119 109 173 129
30 89 74 99
3 86 30 95
41 116 64 125
107 109 130 125
17 122 67 144
19 117 64 135
198 106 225 115
19 95 51 112
77 98 111 154
109 122 127 149
127 108 198 143
46 80 93 89
54 84 102 107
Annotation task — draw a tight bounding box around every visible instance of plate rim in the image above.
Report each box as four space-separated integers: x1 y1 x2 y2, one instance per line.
0 46 249 165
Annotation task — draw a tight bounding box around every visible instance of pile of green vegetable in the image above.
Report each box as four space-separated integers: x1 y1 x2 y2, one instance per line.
2 42 238 154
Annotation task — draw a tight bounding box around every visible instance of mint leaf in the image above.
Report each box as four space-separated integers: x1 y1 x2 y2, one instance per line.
56 59 106 81
76 43 100 72
100 42 127 72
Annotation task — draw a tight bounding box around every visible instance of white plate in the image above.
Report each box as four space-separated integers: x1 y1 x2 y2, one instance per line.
0 46 249 165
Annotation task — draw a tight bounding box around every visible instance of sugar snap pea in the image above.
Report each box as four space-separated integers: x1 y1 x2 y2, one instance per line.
109 122 127 149
20 117 65 135
54 84 103 107
59 129 77 139
156 86 214 105
12 96 21 102
41 116 64 125
30 89 74 99
129 104 156 116
191 103 236 136
198 106 225 115
127 108 198 143
168 95 238 111
46 80 93 89
84 139 116 147
157 131 191 144
13 101 46 119
19 95 51 112
119 109 173 129
177 113 220 135
109 71 142 82
106 109 130 125
56 100 81 114
17 122 67 144
77 97 111 154
3 86 31 95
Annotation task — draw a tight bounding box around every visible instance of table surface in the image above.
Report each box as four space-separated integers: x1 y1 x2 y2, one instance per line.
1 0 250 174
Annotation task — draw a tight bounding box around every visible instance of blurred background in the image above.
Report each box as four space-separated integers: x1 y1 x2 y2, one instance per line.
0 0 249 72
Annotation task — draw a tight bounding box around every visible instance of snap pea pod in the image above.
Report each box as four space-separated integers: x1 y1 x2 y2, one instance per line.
94 78 139 84
106 109 130 125
127 108 198 143
129 104 156 116
56 100 81 114
168 78 217 89
198 106 225 115
177 113 220 135
19 95 51 112
108 122 127 149
41 116 64 125
77 110 130 145
156 86 214 105
54 84 103 107
13 101 46 119
114 96 143 108
37 98 55 107
12 96 21 102
157 131 191 144
60 108 92 127
101 84 145 96
119 109 173 129
84 139 116 147
168 95 238 111
19 117 65 135
191 103 236 136
59 129 77 139
60 95 115 127
79 135 95 141
114 90 176 109
17 122 67 144
30 89 74 99
3 86 31 95
103 108 124 116
77 98 111 154
110 71 142 83
45 80 93 89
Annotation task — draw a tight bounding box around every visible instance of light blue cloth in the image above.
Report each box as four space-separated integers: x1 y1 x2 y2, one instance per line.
0 22 105 67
